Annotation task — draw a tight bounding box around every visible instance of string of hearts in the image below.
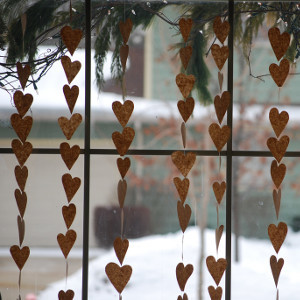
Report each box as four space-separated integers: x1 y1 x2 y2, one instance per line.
207 16 231 300
173 17 197 300
267 27 291 299
105 18 134 298
56 24 83 300
10 62 33 300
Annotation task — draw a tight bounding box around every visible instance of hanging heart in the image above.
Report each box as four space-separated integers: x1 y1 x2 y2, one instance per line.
214 91 230 124
13 91 33 118
10 245 30 270
211 45 229 71
269 107 289 138
208 286 223 300
177 293 188 300
270 160 286 189
269 58 289 87
11 139 32 167
209 123 230 152
268 222 287 253
62 173 81 202
105 262 132 294
273 189 281 220
177 97 195 123
177 201 191 233
60 142 80 170
15 189 27 218
179 18 193 43
173 177 190 204
216 225 224 252
63 85 79 114
212 181 226 205
179 46 193 70
57 229 77 259
171 151 196 177
58 113 82 140
176 262 194 291
270 255 284 287
15 165 28 192
10 114 33 143
117 157 131 179
176 73 195 99
213 16 230 44
267 135 289 163
206 255 227 286
62 204 76 229
181 122 186 149
17 215 25 246
268 27 290 61
61 56 81 84
119 18 133 45
60 26 83 56
114 237 129 265
112 127 135 156
16 62 31 90
120 44 129 71
118 179 127 209
58 289 75 300
112 100 134 128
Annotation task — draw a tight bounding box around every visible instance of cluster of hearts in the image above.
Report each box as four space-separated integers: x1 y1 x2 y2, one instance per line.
105 18 135 297
10 61 33 298
267 27 291 297
57 24 83 300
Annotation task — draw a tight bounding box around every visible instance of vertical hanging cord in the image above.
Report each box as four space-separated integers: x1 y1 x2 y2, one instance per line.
278 87 281 104
181 234 184 262
18 271 21 299
65 259 69 289
121 208 124 239
69 0 72 23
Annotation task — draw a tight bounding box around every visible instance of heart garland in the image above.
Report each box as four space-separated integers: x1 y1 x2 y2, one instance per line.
57 24 83 298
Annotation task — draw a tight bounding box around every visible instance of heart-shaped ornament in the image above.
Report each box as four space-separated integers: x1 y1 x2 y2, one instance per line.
206 256 227 286
209 123 230 152
213 16 230 44
181 122 186 148
12 139 32 167
58 289 75 300
216 225 224 252
270 160 286 189
171 151 196 177
268 27 290 61
60 26 82 56
62 173 81 202
208 286 223 300
176 262 194 291
270 255 284 287
268 222 287 253
180 46 193 70
60 142 80 170
177 201 191 233
176 73 195 99
269 59 289 87
15 165 28 191
267 135 289 163
118 179 127 209
13 91 33 118
57 229 77 259
15 189 27 218
117 157 131 179
211 44 229 71
16 62 31 90
218 72 224 92
105 262 132 294
61 56 81 84
112 100 134 128
63 85 79 114
119 19 133 45
112 127 135 156
120 44 129 71
273 189 281 220
269 107 289 138
179 18 193 42
173 177 190 204
62 204 76 229
214 91 230 124
177 293 188 300
10 245 30 270
177 97 195 123
212 181 226 205
11 114 33 143
114 237 129 265
58 113 82 140
17 215 25 246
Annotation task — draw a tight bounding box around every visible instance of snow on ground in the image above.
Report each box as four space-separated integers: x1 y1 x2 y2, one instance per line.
39 227 300 300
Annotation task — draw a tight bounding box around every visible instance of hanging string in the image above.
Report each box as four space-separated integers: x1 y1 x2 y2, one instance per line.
119 294 122 300
216 205 219 229
69 0 73 23
121 208 124 239
278 87 281 104
18 271 21 298
65 259 69 289
181 234 184 262
218 152 221 173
